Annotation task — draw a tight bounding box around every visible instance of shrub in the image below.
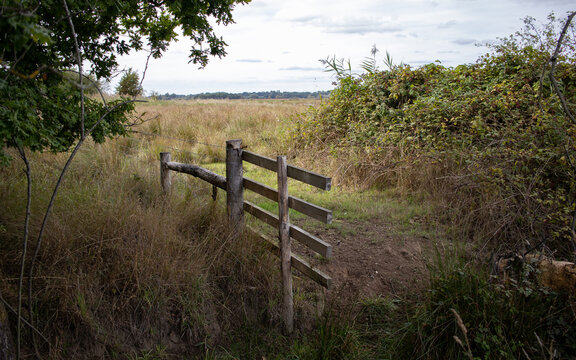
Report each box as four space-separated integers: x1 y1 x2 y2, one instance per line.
388 258 576 359
116 68 143 97
289 14 576 257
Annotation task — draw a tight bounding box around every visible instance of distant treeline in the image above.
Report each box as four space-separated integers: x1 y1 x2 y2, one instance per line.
154 90 331 100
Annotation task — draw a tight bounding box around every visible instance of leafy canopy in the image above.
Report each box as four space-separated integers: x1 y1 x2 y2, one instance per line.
0 0 249 164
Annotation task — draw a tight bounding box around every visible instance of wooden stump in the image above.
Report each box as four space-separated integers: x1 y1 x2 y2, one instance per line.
497 253 576 293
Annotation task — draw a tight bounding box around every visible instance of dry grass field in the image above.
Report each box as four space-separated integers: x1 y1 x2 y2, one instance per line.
1 98 347 358
2 98 574 359
135 99 315 159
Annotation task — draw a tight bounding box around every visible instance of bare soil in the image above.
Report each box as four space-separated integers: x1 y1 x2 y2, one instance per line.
298 218 432 306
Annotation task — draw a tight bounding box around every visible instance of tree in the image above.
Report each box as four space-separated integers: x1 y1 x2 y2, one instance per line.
61 70 104 95
116 68 143 97
0 0 249 357
0 0 250 164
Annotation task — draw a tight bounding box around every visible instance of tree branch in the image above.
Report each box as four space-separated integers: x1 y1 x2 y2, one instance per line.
548 12 576 125
0 295 49 345
138 48 155 96
62 0 85 138
14 141 31 360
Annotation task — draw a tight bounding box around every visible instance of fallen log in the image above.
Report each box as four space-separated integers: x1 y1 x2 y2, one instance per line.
495 253 576 294
525 254 576 294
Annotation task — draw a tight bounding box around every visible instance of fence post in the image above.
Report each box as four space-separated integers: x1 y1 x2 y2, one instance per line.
277 155 294 334
160 152 171 193
226 139 244 237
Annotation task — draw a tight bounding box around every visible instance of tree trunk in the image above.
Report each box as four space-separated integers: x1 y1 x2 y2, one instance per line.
0 291 15 360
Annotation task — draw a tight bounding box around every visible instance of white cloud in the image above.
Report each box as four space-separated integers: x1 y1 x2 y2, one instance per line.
280 66 324 71
116 0 576 94
322 17 403 35
438 20 458 29
236 59 263 63
452 38 477 45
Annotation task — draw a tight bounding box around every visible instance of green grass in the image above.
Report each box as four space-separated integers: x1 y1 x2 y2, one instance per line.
205 161 432 223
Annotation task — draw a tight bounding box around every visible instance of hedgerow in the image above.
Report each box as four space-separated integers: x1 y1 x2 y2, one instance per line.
290 14 576 257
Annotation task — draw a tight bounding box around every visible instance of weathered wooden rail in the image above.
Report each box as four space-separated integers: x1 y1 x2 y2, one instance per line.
159 139 332 334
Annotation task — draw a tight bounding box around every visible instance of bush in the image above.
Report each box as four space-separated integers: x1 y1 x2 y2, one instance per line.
116 68 143 97
289 14 576 257
388 258 576 359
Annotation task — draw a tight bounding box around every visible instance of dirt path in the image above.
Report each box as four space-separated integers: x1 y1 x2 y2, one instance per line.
299 218 432 304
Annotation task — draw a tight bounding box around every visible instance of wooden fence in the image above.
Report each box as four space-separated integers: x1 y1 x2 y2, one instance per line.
159 139 332 333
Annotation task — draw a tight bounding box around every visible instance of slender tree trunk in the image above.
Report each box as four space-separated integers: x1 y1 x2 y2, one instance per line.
15 143 31 360
0 290 15 360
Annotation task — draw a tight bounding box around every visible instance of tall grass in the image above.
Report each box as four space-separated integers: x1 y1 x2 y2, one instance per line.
136 99 312 159
0 99 310 358
383 249 576 359
4 97 573 359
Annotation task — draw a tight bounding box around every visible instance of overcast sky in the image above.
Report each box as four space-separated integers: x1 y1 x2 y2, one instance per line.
115 0 575 95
